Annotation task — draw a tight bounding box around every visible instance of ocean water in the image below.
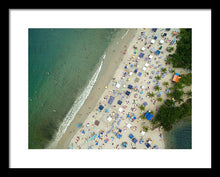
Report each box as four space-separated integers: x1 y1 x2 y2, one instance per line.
163 117 192 149
28 28 125 149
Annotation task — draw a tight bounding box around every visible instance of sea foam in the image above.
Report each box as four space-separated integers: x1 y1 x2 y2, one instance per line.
51 54 106 147
121 29 129 40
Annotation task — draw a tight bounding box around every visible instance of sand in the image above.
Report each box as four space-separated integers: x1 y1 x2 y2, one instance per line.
53 28 191 149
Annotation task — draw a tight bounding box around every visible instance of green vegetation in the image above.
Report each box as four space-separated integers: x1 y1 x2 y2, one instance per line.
142 126 149 132
148 92 155 98
157 97 163 102
180 73 192 86
168 29 192 69
155 75 161 80
154 85 160 91
161 67 167 73
166 46 174 52
185 90 192 98
151 98 192 131
139 104 145 111
163 81 169 87
167 88 184 104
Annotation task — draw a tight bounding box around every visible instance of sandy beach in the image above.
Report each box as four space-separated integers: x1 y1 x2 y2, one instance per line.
53 28 190 149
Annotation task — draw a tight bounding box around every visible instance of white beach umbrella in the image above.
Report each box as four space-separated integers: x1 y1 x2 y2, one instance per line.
151 39 155 44
142 67 147 71
149 55 153 59
141 131 145 135
119 107 123 112
145 63 149 67
160 39 164 44
141 47 146 51
107 116 112 122
116 83 121 88
127 123 132 128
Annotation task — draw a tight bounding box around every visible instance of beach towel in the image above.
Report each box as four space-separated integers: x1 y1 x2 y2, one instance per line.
128 84 133 89
108 96 115 105
125 91 131 96
132 138 137 144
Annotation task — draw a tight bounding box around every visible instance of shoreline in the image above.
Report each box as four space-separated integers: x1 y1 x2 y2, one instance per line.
49 29 137 149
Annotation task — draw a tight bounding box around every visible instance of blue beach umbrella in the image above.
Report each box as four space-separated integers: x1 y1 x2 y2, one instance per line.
155 50 160 55
78 124 82 128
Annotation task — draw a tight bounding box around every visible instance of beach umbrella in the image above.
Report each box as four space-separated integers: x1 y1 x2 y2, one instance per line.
155 50 160 55
145 63 149 67
163 33 167 37
151 39 155 44
78 123 82 128
138 72 142 76
141 47 146 51
150 48 155 53
129 133 134 139
149 55 153 59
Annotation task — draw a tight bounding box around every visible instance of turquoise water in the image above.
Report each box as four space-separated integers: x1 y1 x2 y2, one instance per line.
28 28 122 149
164 117 192 149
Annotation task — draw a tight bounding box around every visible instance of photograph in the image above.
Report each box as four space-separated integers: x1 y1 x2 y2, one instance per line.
28 28 192 150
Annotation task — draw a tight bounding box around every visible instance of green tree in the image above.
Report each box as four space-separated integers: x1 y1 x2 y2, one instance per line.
154 85 160 91
142 126 149 132
173 82 184 90
155 75 161 80
163 82 169 87
181 73 192 86
153 98 192 131
166 47 174 52
168 29 192 69
171 89 184 104
139 104 145 111
148 92 155 98
185 90 192 98
161 67 167 73
157 97 163 102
